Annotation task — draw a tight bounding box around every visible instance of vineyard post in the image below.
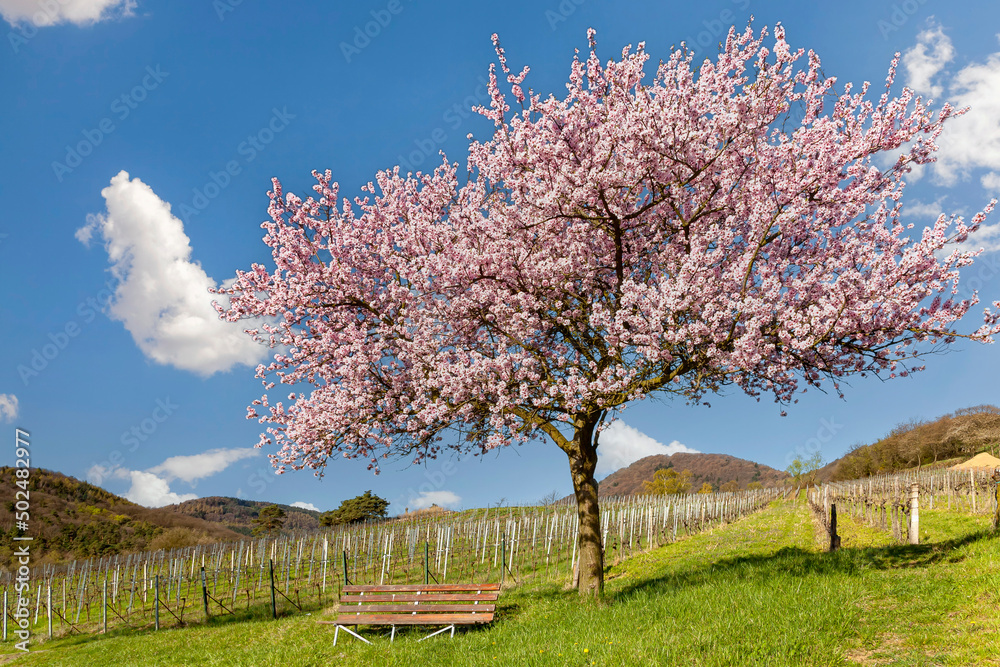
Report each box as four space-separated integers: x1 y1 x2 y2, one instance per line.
908 483 920 545
154 575 159 631
342 551 349 587
102 578 107 634
200 567 209 620
47 584 51 640
424 542 429 585
829 504 840 552
500 533 506 585
269 559 277 620
3 588 6 640
992 467 1000 531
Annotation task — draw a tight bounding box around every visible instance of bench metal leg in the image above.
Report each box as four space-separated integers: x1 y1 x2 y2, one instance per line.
333 624 372 646
418 625 456 642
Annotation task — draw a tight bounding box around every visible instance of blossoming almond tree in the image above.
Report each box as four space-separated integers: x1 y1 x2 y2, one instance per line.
218 24 999 597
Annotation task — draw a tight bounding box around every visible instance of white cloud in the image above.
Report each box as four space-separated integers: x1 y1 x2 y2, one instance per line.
122 470 197 507
595 420 698 477
982 171 1000 193
903 197 950 221
0 0 135 26
78 171 268 376
952 221 1000 256
148 447 258 484
903 27 1000 186
409 490 461 510
291 501 320 512
0 394 18 422
87 447 258 507
903 24 955 98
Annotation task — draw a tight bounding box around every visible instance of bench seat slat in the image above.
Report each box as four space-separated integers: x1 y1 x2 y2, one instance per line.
340 593 498 603
343 583 500 593
338 603 496 614
334 612 494 625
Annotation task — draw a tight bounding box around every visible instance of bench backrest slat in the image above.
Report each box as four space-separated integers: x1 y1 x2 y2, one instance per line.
343 583 500 593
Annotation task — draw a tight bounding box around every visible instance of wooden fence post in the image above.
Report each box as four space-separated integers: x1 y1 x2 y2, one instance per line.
992 468 1000 531
830 504 840 552
908 483 920 545
154 575 159 631
269 559 277 620
200 567 209 621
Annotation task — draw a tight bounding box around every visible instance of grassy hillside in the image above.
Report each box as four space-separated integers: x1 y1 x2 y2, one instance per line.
828 404 1000 480
599 452 789 496
163 496 322 535
0 468 242 567
5 496 996 666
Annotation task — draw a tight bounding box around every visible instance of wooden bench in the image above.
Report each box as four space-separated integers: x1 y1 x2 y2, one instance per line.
321 583 500 644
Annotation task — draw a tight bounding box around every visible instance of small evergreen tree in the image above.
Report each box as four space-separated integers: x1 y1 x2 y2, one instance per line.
252 505 286 537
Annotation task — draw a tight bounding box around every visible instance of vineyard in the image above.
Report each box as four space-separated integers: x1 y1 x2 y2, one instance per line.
808 466 1000 543
0 487 785 644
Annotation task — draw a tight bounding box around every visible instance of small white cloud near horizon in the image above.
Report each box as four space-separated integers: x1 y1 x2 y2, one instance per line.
0 0 135 26
148 447 258 484
0 394 18 423
409 490 461 510
596 420 698 477
86 447 259 508
78 171 268 376
291 501 320 512
122 470 198 507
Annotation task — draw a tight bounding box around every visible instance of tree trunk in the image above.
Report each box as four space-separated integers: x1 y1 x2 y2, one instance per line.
567 418 603 598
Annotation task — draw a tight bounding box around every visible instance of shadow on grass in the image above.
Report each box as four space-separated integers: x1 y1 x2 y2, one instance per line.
25 599 331 654
610 529 999 602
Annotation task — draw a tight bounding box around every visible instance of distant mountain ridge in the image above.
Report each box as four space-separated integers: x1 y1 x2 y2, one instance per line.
163 497 322 535
824 404 1000 481
0 468 242 567
598 452 789 497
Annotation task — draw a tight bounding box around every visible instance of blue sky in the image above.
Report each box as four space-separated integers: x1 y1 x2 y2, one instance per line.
3 0 1000 515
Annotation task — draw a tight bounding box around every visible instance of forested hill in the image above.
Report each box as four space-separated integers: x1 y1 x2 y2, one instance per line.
0 468 242 567
599 452 789 497
163 497 322 535
826 405 1000 481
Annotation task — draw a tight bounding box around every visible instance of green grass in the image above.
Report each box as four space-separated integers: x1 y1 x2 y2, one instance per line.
3 499 998 666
